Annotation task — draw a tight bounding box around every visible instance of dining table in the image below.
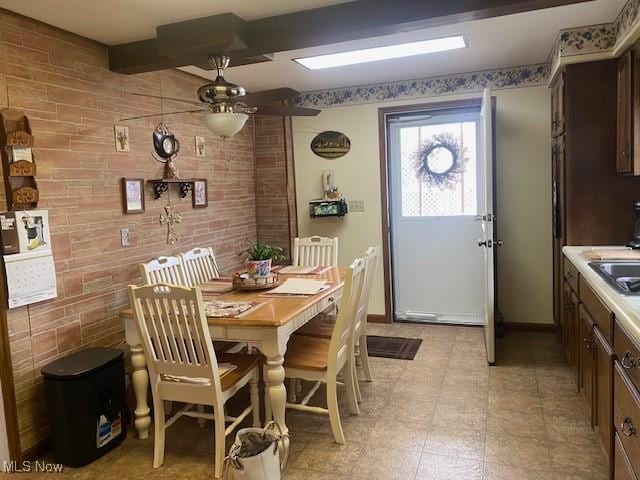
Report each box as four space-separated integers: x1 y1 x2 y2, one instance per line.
119 266 345 458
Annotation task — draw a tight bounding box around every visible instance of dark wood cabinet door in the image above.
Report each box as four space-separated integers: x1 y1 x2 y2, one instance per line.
562 281 577 373
579 304 596 424
551 72 566 138
618 49 634 174
615 433 638 480
594 326 614 473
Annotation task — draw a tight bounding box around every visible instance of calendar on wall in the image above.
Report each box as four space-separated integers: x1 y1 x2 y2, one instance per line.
1 209 57 309
5 250 57 308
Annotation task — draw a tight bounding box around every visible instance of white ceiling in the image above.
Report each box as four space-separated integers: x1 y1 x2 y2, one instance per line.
0 0 350 44
0 0 627 92
185 0 625 92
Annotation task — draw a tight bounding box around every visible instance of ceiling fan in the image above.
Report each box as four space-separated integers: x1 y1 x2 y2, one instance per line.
120 54 320 137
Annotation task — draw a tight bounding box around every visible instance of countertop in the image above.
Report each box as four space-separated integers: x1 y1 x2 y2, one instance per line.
563 246 640 344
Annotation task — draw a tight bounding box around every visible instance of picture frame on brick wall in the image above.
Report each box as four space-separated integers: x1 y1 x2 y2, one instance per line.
122 178 145 214
195 135 205 158
114 125 130 152
192 179 208 208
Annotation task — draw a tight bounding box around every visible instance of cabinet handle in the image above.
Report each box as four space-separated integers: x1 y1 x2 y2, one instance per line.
584 336 595 351
327 297 335 303
622 416 637 437
622 351 637 369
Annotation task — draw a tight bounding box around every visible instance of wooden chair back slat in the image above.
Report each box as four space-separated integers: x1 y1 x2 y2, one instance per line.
355 246 380 334
128 284 223 394
180 247 221 286
327 258 365 374
293 236 338 267
140 256 188 287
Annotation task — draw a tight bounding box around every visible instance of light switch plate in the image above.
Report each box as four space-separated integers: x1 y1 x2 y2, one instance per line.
120 228 130 247
349 200 365 212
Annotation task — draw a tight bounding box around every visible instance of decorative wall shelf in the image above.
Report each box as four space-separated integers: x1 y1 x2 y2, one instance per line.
148 179 195 200
0 110 39 210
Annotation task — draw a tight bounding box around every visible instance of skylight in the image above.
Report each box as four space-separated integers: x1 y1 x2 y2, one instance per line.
293 35 467 70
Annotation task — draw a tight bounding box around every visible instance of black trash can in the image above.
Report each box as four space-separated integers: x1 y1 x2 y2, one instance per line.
41 347 126 467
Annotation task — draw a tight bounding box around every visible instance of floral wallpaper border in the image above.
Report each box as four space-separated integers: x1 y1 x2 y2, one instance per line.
549 0 640 73
296 0 640 108
295 64 549 108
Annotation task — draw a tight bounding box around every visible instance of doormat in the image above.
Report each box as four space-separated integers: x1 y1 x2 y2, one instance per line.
366 335 422 360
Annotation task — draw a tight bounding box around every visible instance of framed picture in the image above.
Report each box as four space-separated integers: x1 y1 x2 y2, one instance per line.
195 135 205 158
114 125 130 152
192 179 208 208
15 209 51 254
122 178 145 214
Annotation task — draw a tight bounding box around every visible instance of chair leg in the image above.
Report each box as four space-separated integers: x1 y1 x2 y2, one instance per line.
250 371 261 427
287 378 297 403
152 397 166 468
213 406 226 480
326 380 345 444
352 361 362 403
359 333 373 382
344 361 360 416
197 404 207 428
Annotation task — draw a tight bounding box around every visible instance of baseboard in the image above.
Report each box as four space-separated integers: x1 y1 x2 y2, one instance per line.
503 322 558 333
367 314 389 324
20 437 51 462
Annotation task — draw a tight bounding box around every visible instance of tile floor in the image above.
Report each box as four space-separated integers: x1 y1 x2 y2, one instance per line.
17 322 607 479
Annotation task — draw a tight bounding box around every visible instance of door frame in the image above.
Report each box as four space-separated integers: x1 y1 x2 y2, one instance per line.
377 97 495 324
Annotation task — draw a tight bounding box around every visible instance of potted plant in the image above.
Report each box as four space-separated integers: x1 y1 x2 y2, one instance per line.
240 241 285 278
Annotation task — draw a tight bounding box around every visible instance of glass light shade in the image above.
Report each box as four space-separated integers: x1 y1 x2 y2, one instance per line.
201 112 249 138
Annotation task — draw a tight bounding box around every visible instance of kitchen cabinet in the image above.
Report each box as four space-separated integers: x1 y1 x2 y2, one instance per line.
562 281 578 376
552 60 640 326
579 303 596 425
617 49 634 174
614 362 640 478
615 433 638 480
551 71 566 138
595 326 614 469
563 250 640 479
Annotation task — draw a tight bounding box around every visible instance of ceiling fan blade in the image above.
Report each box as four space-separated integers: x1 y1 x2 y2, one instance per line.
239 88 300 107
128 92 203 108
255 104 321 117
119 109 208 121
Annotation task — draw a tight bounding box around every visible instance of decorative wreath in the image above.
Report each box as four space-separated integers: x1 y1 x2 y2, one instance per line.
415 132 467 189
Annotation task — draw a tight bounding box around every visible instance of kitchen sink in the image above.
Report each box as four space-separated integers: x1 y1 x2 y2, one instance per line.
589 262 640 295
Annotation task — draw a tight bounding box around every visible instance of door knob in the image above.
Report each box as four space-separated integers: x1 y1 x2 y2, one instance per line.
478 240 493 248
496 240 503 247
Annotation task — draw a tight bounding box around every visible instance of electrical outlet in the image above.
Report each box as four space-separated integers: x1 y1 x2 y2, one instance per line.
349 200 365 212
120 228 130 247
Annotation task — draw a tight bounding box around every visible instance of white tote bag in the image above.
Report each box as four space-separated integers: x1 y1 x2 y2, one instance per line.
223 422 288 480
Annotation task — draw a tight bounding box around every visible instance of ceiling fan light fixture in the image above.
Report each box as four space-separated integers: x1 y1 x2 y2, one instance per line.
201 112 249 138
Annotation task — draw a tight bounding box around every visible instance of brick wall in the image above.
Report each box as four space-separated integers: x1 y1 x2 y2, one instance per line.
254 114 297 259
0 11 259 453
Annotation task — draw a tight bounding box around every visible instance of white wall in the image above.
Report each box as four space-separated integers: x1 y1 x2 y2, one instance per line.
293 86 552 325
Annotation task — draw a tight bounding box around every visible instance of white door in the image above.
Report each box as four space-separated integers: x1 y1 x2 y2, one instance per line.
480 88 496 364
389 105 486 325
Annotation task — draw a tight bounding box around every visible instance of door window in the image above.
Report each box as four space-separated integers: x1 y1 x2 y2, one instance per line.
399 121 478 217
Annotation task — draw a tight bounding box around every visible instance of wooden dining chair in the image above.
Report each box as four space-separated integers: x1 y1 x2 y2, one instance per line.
292 236 339 267
180 247 221 286
128 283 260 479
295 246 380 397
283 257 365 444
140 256 188 286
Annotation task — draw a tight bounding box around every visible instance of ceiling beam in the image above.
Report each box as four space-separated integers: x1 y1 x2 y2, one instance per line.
108 0 593 74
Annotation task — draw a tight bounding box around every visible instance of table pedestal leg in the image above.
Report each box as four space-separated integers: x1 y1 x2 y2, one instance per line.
265 353 289 463
131 344 151 440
